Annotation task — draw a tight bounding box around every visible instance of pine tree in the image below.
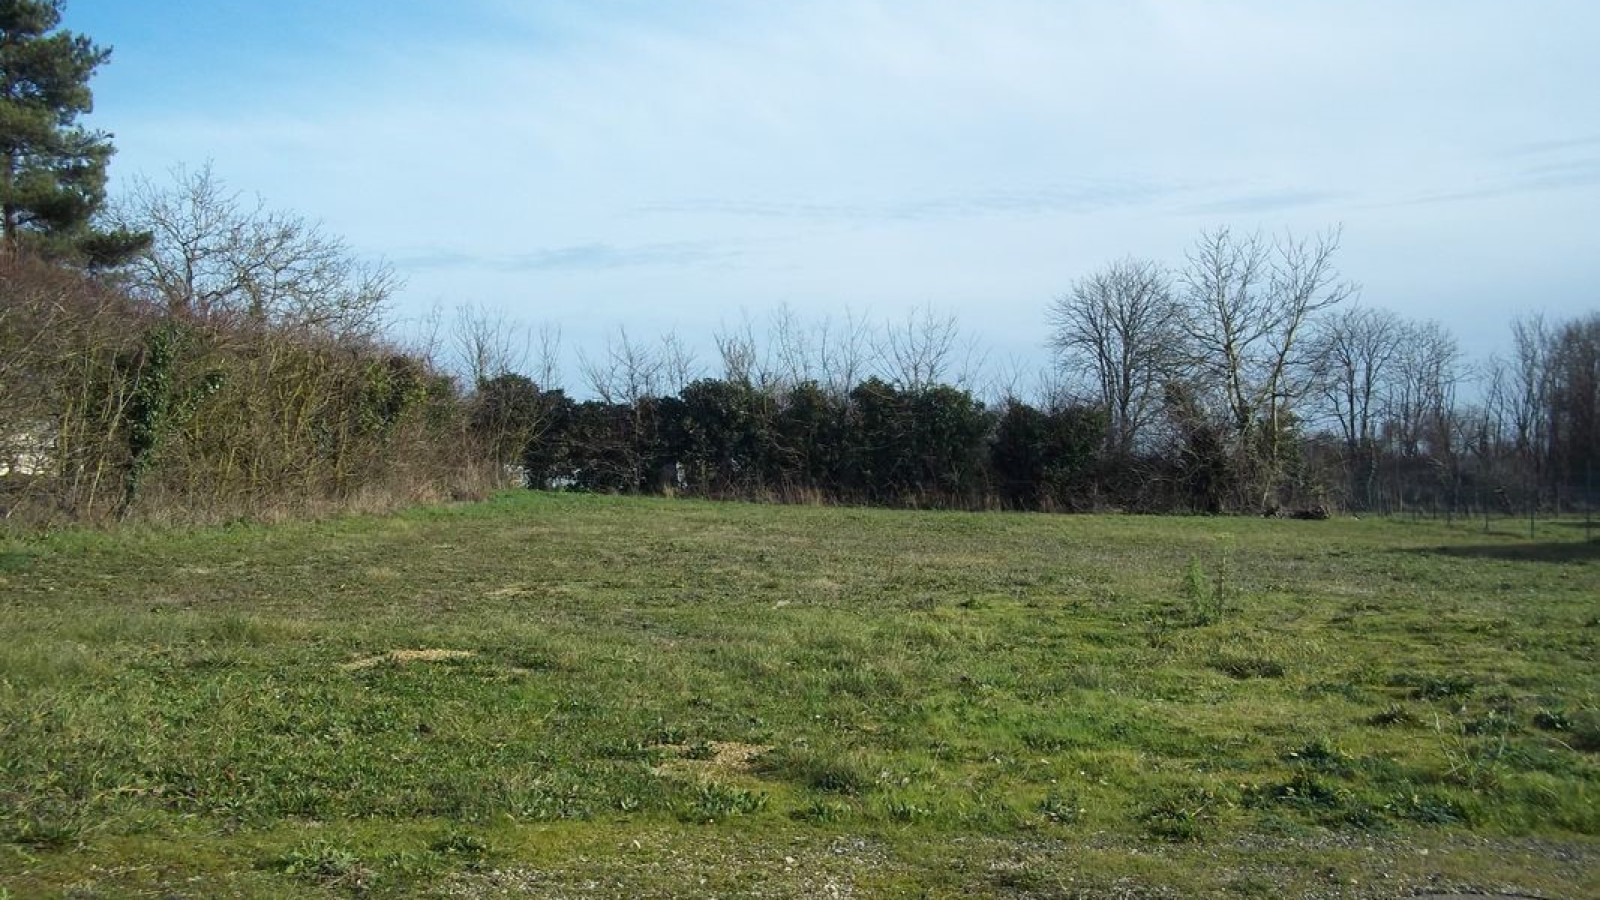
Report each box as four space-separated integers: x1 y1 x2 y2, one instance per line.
0 0 144 264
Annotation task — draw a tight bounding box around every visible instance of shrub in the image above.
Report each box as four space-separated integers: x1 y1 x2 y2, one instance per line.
1 254 490 527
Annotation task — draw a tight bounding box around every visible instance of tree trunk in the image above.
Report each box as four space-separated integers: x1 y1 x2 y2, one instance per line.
2 150 17 252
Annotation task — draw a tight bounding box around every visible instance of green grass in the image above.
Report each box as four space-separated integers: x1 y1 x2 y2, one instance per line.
1 492 1596 898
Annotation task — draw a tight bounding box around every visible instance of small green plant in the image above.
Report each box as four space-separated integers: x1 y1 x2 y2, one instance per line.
2 810 81 850
1246 769 1349 811
1463 707 1520 737
1366 703 1420 727
1530 705 1599 750
1286 738 1353 775
1038 791 1082 824
1141 787 1225 842
1560 710 1600 752
273 842 373 890
1182 556 1207 603
429 829 490 861
679 783 768 823
1 794 85 850
882 797 933 823
1434 713 1508 792
378 849 446 880
790 799 850 824
595 739 652 761
1531 705 1600 752
1180 554 1229 625
1532 708 1573 732
1399 674 1475 702
1385 790 1470 825
1245 766 1385 828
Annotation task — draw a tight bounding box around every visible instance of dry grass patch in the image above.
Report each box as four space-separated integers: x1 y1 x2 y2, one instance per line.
652 741 774 779
339 649 477 671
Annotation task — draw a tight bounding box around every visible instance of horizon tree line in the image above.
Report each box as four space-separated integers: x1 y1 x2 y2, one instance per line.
3 0 1595 525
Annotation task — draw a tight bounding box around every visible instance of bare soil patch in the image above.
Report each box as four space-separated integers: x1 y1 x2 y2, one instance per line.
651 740 773 779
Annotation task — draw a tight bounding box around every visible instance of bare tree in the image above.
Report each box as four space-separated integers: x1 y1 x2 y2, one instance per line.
1543 313 1600 488
532 322 564 392
450 303 528 386
580 327 664 405
406 303 448 368
1270 230 1360 412
1308 305 1403 506
657 330 699 395
1179 228 1272 439
1385 319 1464 459
1310 305 1404 452
713 314 772 390
1475 355 1517 470
1179 227 1354 504
814 308 877 399
110 164 397 339
1050 256 1181 455
1508 314 1551 460
985 353 1032 406
879 305 962 392
1484 312 1600 497
768 303 814 388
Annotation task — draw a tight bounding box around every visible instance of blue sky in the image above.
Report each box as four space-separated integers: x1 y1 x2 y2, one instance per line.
65 1 1600 384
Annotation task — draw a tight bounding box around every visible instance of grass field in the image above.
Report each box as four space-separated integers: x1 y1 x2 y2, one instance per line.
1 492 1596 899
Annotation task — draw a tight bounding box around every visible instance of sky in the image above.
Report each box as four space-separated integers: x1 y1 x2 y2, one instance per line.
63 0 1600 389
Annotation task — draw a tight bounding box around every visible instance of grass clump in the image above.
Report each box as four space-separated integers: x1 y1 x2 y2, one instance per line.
757 746 873 796
1141 786 1228 842
1385 790 1473 825
1244 770 1368 822
678 784 769 823
270 842 374 891
789 798 851 824
1398 673 1477 702
1533 707 1574 732
1037 791 1083 824
0 799 82 850
1366 703 1421 728
881 796 935 824
1210 653 1286 680
428 829 491 863
1533 706 1600 752
1285 737 1354 775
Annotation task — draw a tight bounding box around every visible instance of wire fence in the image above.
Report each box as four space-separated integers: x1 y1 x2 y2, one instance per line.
1374 477 1600 543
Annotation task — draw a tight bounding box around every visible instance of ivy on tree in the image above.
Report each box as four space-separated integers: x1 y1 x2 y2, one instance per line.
0 0 146 265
